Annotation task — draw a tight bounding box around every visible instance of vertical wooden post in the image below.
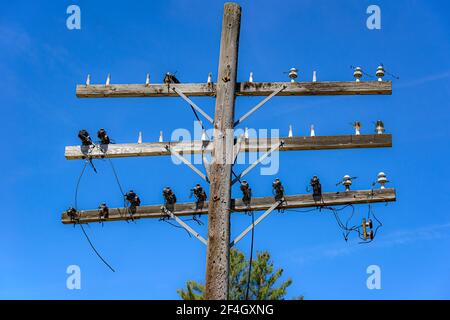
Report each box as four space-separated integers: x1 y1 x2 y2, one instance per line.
205 2 241 300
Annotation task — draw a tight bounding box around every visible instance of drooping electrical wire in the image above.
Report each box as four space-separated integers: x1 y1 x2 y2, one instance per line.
73 160 116 272
190 105 209 139
80 224 115 272
232 169 242 184
107 158 125 196
245 209 255 300
358 202 383 244
184 216 204 226
285 200 383 243
380 63 400 80
185 102 214 184
74 162 88 210
161 218 192 238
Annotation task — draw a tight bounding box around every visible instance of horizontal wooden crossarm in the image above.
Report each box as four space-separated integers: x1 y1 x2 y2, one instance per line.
75 81 392 98
61 188 396 224
65 134 392 160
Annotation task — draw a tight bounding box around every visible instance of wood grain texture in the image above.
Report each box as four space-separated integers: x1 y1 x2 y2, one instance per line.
61 188 396 224
64 134 392 160
205 2 241 300
76 83 216 98
76 81 391 98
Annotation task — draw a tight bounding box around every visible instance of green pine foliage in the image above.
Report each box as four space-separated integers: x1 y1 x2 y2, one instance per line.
177 248 299 300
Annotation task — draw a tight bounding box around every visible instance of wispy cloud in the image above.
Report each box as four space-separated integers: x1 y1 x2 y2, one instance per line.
397 70 450 89
0 25 32 54
286 223 450 265
374 223 450 247
0 23 79 73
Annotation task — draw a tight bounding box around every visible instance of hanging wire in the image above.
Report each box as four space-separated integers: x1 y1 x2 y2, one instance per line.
384 70 400 80
325 205 358 241
74 162 88 210
107 158 125 196
72 160 116 272
286 200 384 243
357 202 383 244
245 209 255 300
104 158 137 223
361 186 386 243
184 216 204 226
88 158 98 173
84 143 98 173
380 63 400 80
370 205 383 239
232 169 242 184
161 219 192 238
159 206 204 238
188 102 211 140
185 102 213 183
80 224 115 272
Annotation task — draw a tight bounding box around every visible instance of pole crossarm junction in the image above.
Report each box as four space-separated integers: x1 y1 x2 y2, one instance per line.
65 134 392 160
61 188 396 224
230 200 282 247
75 81 392 98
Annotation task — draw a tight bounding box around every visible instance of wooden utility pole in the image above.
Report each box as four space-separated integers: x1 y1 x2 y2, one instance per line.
62 2 396 300
205 2 241 300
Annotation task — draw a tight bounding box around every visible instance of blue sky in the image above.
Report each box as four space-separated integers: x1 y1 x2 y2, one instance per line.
0 0 449 299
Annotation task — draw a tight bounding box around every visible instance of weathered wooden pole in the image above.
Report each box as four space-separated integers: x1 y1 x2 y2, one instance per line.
64 0 396 300
205 2 241 300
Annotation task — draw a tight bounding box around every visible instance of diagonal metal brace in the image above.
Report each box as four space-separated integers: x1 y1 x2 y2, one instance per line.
230 201 282 247
165 145 210 183
172 87 214 124
162 207 208 246
231 141 284 185
234 85 286 127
